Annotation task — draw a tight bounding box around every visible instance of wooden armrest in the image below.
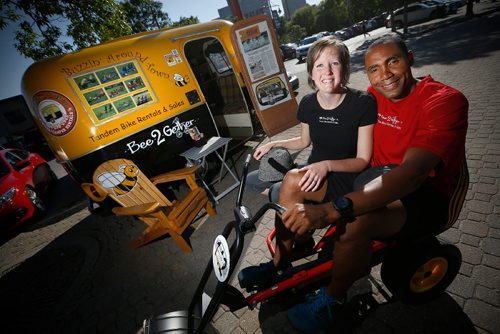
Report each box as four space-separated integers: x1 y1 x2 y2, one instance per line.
81 182 107 202
112 202 161 216
151 166 199 185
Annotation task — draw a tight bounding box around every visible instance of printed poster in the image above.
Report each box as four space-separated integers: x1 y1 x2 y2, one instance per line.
252 73 292 111
68 59 157 125
235 21 279 82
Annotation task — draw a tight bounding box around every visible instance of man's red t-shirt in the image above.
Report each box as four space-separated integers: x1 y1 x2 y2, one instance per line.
368 75 468 197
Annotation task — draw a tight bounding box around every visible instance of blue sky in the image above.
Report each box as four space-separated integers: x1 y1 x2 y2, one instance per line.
0 0 319 100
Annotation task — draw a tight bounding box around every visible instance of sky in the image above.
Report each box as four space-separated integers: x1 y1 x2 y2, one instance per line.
0 0 319 101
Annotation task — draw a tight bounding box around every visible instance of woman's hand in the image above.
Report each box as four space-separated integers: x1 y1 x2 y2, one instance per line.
298 162 329 192
253 142 273 160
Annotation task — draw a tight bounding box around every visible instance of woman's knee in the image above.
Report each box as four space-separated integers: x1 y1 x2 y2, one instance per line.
281 168 304 191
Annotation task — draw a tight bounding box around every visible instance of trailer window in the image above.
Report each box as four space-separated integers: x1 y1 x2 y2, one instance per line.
204 40 232 75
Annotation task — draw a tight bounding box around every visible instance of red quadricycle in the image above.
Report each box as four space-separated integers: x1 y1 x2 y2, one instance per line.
142 154 467 334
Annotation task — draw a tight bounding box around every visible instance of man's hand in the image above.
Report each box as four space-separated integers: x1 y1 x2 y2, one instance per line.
282 202 338 235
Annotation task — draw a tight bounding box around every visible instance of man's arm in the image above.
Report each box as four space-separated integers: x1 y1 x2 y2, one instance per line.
347 147 441 216
281 148 441 235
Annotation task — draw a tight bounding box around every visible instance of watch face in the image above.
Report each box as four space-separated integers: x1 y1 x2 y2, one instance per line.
336 197 350 210
334 196 354 222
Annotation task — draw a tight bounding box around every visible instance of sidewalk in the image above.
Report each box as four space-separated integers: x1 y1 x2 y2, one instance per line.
212 3 500 333
0 2 499 333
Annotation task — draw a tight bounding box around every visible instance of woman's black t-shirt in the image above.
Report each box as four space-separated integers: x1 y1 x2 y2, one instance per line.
297 88 377 164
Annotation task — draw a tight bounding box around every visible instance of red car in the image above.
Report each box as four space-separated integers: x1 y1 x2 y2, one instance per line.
0 148 56 233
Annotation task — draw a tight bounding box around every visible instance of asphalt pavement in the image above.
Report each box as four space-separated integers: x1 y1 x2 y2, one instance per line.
1 2 500 333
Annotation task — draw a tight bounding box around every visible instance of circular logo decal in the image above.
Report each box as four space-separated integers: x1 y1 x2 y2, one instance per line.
33 90 77 136
212 235 230 282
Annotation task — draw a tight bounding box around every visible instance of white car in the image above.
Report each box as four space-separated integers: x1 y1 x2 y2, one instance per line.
386 2 446 29
295 33 324 61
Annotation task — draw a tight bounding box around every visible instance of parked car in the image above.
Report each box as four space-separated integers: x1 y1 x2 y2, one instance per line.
333 30 348 40
287 71 299 91
338 27 355 39
0 148 57 233
421 0 461 14
386 2 447 29
280 43 297 60
295 33 325 61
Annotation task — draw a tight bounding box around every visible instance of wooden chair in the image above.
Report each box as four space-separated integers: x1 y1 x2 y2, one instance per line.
81 158 216 252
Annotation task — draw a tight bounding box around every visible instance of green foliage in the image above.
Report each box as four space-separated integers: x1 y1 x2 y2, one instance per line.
315 0 349 32
1 0 132 61
275 0 408 41
121 0 171 33
290 5 318 36
171 16 200 27
285 24 307 44
0 1 19 30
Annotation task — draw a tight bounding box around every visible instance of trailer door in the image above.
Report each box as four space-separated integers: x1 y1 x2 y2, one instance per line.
230 15 299 137
185 37 254 140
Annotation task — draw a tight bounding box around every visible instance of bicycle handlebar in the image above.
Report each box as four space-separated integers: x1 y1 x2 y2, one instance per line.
236 154 252 207
233 154 286 234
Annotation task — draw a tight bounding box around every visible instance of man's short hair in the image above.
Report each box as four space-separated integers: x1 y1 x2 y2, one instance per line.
366 34 409 57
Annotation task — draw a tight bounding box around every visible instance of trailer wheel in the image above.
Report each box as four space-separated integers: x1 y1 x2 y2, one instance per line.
380 241 461 304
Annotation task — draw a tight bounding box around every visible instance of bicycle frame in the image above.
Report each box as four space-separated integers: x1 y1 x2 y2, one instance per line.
143 154 393 333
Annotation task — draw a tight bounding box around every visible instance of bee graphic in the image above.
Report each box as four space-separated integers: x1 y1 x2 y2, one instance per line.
97 163 140 196
173 73 189 87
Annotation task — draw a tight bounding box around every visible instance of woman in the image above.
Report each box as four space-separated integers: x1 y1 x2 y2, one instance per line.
246 36 377 202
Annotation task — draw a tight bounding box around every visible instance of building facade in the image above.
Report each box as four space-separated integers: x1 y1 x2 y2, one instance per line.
282 0 307 20
219 0 284 20
0 95 34 147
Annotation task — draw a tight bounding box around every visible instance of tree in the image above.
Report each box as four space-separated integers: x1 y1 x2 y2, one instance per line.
1 0 132 61
285 0 404 37
291 5 318 36
121 0 170 33
466 0 475 17
171 16 199 27
315 0 350 32
286 24 307 44
348 0 394 22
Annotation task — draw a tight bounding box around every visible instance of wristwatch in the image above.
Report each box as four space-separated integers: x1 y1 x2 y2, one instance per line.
332 196 355 223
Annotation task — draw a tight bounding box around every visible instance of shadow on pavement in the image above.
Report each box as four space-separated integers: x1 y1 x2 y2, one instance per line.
0 211 211 333
37 175 88 225
350 4 500 74
0 168 269 333
258 289 477 334
352 293 477 334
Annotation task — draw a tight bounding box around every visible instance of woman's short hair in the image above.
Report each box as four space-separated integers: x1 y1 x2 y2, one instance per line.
306 36 351 90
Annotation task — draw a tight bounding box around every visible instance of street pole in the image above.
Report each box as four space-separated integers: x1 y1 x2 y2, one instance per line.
229 0 244 20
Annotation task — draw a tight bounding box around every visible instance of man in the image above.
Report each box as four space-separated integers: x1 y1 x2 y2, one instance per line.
239 34 469 333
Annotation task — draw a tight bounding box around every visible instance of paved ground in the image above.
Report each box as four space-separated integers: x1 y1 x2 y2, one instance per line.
1 2 499 333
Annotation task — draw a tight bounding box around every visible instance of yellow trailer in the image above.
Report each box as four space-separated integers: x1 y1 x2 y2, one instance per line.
21 15 298 183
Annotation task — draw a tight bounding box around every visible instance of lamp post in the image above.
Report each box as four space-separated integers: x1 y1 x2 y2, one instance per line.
229 0 244 20
261 2 282 31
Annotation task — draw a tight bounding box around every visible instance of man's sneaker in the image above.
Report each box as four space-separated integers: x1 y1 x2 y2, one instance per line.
287 287 343 334
238 261 281 290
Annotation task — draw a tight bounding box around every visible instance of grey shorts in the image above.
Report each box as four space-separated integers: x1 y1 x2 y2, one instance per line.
397 182 449 241
353 165 450 242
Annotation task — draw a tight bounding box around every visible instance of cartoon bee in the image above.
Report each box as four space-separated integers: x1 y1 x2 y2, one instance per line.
97 163 139 196
173 73 189 87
